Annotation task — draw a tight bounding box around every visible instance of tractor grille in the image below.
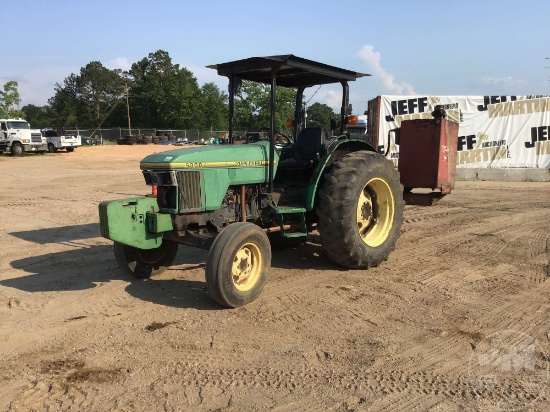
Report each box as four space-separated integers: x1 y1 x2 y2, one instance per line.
31 133 42 143
177 171 202 210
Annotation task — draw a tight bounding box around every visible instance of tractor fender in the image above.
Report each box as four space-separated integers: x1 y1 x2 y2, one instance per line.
304 138 377 211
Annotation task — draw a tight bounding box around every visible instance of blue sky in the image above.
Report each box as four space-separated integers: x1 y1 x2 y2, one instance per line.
2 0 549 114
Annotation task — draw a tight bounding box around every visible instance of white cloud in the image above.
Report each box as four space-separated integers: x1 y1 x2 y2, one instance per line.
106 57 132 71
358 45 416 95
319 90 342 109
184 63 227 89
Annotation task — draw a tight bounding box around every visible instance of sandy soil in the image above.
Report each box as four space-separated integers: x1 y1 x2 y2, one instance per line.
0 145 549 412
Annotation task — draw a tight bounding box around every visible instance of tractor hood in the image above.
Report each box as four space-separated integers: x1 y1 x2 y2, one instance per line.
140 141 277 170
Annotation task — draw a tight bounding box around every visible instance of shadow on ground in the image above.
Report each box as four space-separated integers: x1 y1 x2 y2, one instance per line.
3 225 342 309
10 223 100 245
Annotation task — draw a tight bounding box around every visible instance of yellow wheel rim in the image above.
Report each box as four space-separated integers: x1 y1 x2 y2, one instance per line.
356 177 395 247
232 242 263 292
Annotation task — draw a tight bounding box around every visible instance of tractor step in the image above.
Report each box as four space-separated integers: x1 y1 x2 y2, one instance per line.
269 205 307 238
270 205 306 214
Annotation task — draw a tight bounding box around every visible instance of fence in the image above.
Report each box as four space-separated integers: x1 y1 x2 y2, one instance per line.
66 128 244 144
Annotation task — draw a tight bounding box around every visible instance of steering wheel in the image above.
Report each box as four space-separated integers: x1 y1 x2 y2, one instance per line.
258 127 291 146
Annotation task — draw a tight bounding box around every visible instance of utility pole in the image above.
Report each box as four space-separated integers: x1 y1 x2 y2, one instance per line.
124 85 131 135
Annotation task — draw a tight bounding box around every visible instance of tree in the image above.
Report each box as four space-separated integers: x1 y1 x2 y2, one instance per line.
21 104 50 128
0 81 25 118
77 61 126 126
305 102 337 131
233 81 295 132
46 62 126 129
199 82 228 130
128 50 202 129
47 74 79 128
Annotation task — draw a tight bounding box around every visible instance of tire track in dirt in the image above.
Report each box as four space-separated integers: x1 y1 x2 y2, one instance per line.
10 360 116 412
402 206 471 224
90 361 544 410
465 218 548 261
366 282 550 410
16 380 92 411
357 205 550 410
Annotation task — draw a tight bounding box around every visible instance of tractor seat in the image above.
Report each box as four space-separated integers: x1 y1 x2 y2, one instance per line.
279 127 326 169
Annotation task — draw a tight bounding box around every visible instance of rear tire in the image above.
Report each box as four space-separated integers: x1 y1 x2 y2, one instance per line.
316 151 404 269
114 240 178 279
66 147 75 152
206 223 271 308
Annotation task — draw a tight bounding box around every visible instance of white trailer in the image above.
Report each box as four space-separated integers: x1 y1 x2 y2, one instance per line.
0 118 47 156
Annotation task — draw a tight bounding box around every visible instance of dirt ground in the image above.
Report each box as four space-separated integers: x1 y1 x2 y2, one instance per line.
0 145 549 412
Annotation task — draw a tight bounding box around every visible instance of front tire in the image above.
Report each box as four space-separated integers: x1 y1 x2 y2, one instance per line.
316 151 404 269
206 223 271 308
48 143 57 153
114 240 178 279
11 143 24 156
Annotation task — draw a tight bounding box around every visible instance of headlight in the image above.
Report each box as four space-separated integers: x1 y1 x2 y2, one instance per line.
22 139 29 143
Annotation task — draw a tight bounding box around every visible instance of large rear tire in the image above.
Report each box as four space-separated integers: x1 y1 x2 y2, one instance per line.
316 151 404 269
206 223 271 308
114 240 178 279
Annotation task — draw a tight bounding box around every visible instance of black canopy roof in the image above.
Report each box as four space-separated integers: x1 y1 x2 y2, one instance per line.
207 54 370 88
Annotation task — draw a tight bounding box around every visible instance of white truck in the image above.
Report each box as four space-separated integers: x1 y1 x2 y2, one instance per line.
43 129 81 152
346 114 368 140
0 118 47 156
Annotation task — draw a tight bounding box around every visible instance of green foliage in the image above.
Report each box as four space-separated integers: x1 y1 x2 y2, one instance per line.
199 82 228 130
0 81 25 118
128 50 203 129
36 51 224 130
47 74 80 127
306 102 337 131
21 104 49 128
46 63 126 128
77 61 126 126
234 81 295 133
14 50 313 134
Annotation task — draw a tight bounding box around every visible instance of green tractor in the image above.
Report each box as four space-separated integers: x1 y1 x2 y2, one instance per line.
99 55 404 308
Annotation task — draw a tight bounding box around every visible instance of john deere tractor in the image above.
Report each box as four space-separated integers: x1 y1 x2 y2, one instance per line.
99 55 404 308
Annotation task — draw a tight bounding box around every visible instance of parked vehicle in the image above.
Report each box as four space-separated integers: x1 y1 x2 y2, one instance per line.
99 54 457 308
346 114 368 140
43 129 81 152
81 135 100 145
0 118 47 156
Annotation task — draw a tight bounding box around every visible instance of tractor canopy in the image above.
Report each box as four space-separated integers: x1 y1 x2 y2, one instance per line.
207 54 369 88
208 54 370 192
